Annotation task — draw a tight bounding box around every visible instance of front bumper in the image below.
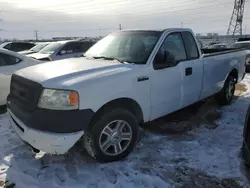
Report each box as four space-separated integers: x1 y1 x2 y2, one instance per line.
242 141 250 165
8 109 84 154
7 99 94 133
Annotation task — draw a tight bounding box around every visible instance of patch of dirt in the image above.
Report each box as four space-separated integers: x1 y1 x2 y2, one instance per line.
160 166 243 188
177 167 242 188
142 98 221 138
235 83 248 98
0 180 5 186
0 180 15 188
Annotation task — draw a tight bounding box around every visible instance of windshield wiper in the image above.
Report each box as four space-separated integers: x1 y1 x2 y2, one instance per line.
92 56 126 64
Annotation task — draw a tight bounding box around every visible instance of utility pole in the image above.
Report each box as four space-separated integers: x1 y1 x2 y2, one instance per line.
119 24 122 30
244 25 247 35
181 22 183 28
227 0 245 36
34 30 38 41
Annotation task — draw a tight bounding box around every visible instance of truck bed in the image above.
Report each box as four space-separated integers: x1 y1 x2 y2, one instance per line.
199 47 246 101
201 48 246 57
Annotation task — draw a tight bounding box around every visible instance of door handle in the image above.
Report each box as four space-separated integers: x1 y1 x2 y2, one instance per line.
137 76 149 82
185 67 192 76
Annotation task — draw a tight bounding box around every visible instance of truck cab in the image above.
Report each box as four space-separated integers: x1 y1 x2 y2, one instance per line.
7 28 246 162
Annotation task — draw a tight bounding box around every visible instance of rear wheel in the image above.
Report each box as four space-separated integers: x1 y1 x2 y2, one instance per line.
84 108 139 162
215 75 235 105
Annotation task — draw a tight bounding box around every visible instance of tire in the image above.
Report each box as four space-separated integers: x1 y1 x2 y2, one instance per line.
215 75 235 105
245 163 250 168
84 108 139 162
246 65 250 73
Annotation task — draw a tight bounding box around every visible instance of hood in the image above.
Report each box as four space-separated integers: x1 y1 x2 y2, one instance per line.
27 53 50 60
15 58 135 89
19 50 35 55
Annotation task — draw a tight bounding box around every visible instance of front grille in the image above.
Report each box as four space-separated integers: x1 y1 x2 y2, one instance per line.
9 74 43 112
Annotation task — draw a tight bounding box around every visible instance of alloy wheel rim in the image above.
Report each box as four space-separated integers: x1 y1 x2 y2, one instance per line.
99 120 132 156
227 80 235 100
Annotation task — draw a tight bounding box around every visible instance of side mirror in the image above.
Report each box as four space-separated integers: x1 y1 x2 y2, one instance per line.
154 50 176 70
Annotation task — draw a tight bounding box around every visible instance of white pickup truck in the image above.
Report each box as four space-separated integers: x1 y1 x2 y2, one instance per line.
7 28 247 162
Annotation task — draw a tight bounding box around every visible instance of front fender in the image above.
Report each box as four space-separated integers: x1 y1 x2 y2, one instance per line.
78 74 151 122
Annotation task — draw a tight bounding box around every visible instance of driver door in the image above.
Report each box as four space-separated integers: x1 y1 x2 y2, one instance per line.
150 32 187 120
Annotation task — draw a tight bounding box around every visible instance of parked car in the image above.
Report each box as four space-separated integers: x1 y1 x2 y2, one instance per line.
7 28 247 162
0 42 35 52
196 39 204 49
208 42 219 46
27 40 95 61
242 105 250 167
19 42 50 55
0 48 41 106
231 41 250 72
209 43 229 49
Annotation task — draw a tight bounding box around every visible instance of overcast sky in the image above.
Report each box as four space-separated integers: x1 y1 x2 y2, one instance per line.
0 0 250 40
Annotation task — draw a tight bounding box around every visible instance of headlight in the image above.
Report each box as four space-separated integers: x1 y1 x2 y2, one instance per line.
38 89 79 110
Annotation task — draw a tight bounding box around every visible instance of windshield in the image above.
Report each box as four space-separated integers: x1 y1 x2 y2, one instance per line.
39 42 64 54
231 42 250 49
0 42 9 48
84 31 162 64
30 43 49 52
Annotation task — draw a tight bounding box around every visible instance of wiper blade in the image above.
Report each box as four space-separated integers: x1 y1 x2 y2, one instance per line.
92 56 125 64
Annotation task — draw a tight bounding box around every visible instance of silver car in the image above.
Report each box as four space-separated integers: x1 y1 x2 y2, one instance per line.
27 40 95 62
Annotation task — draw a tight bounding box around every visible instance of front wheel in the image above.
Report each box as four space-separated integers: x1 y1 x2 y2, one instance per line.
84 108 139 162
215 75 235 105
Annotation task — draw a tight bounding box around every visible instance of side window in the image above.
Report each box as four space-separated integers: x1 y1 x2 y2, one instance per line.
24 43 35 49
3 43 11 50
10 43 21 51
10 43 30 51
81 42 95 52
0 53 22 66
156 32 186 63
181 31 199 59
59 42 83 54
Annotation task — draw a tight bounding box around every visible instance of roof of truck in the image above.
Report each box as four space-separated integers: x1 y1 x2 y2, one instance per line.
235 41 250 44
118 28 191 32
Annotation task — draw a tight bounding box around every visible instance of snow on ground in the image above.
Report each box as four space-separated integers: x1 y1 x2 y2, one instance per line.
1 76 250 188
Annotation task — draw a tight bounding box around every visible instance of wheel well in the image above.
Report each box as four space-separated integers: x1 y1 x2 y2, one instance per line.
229 68 238 82
89 98 144 126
